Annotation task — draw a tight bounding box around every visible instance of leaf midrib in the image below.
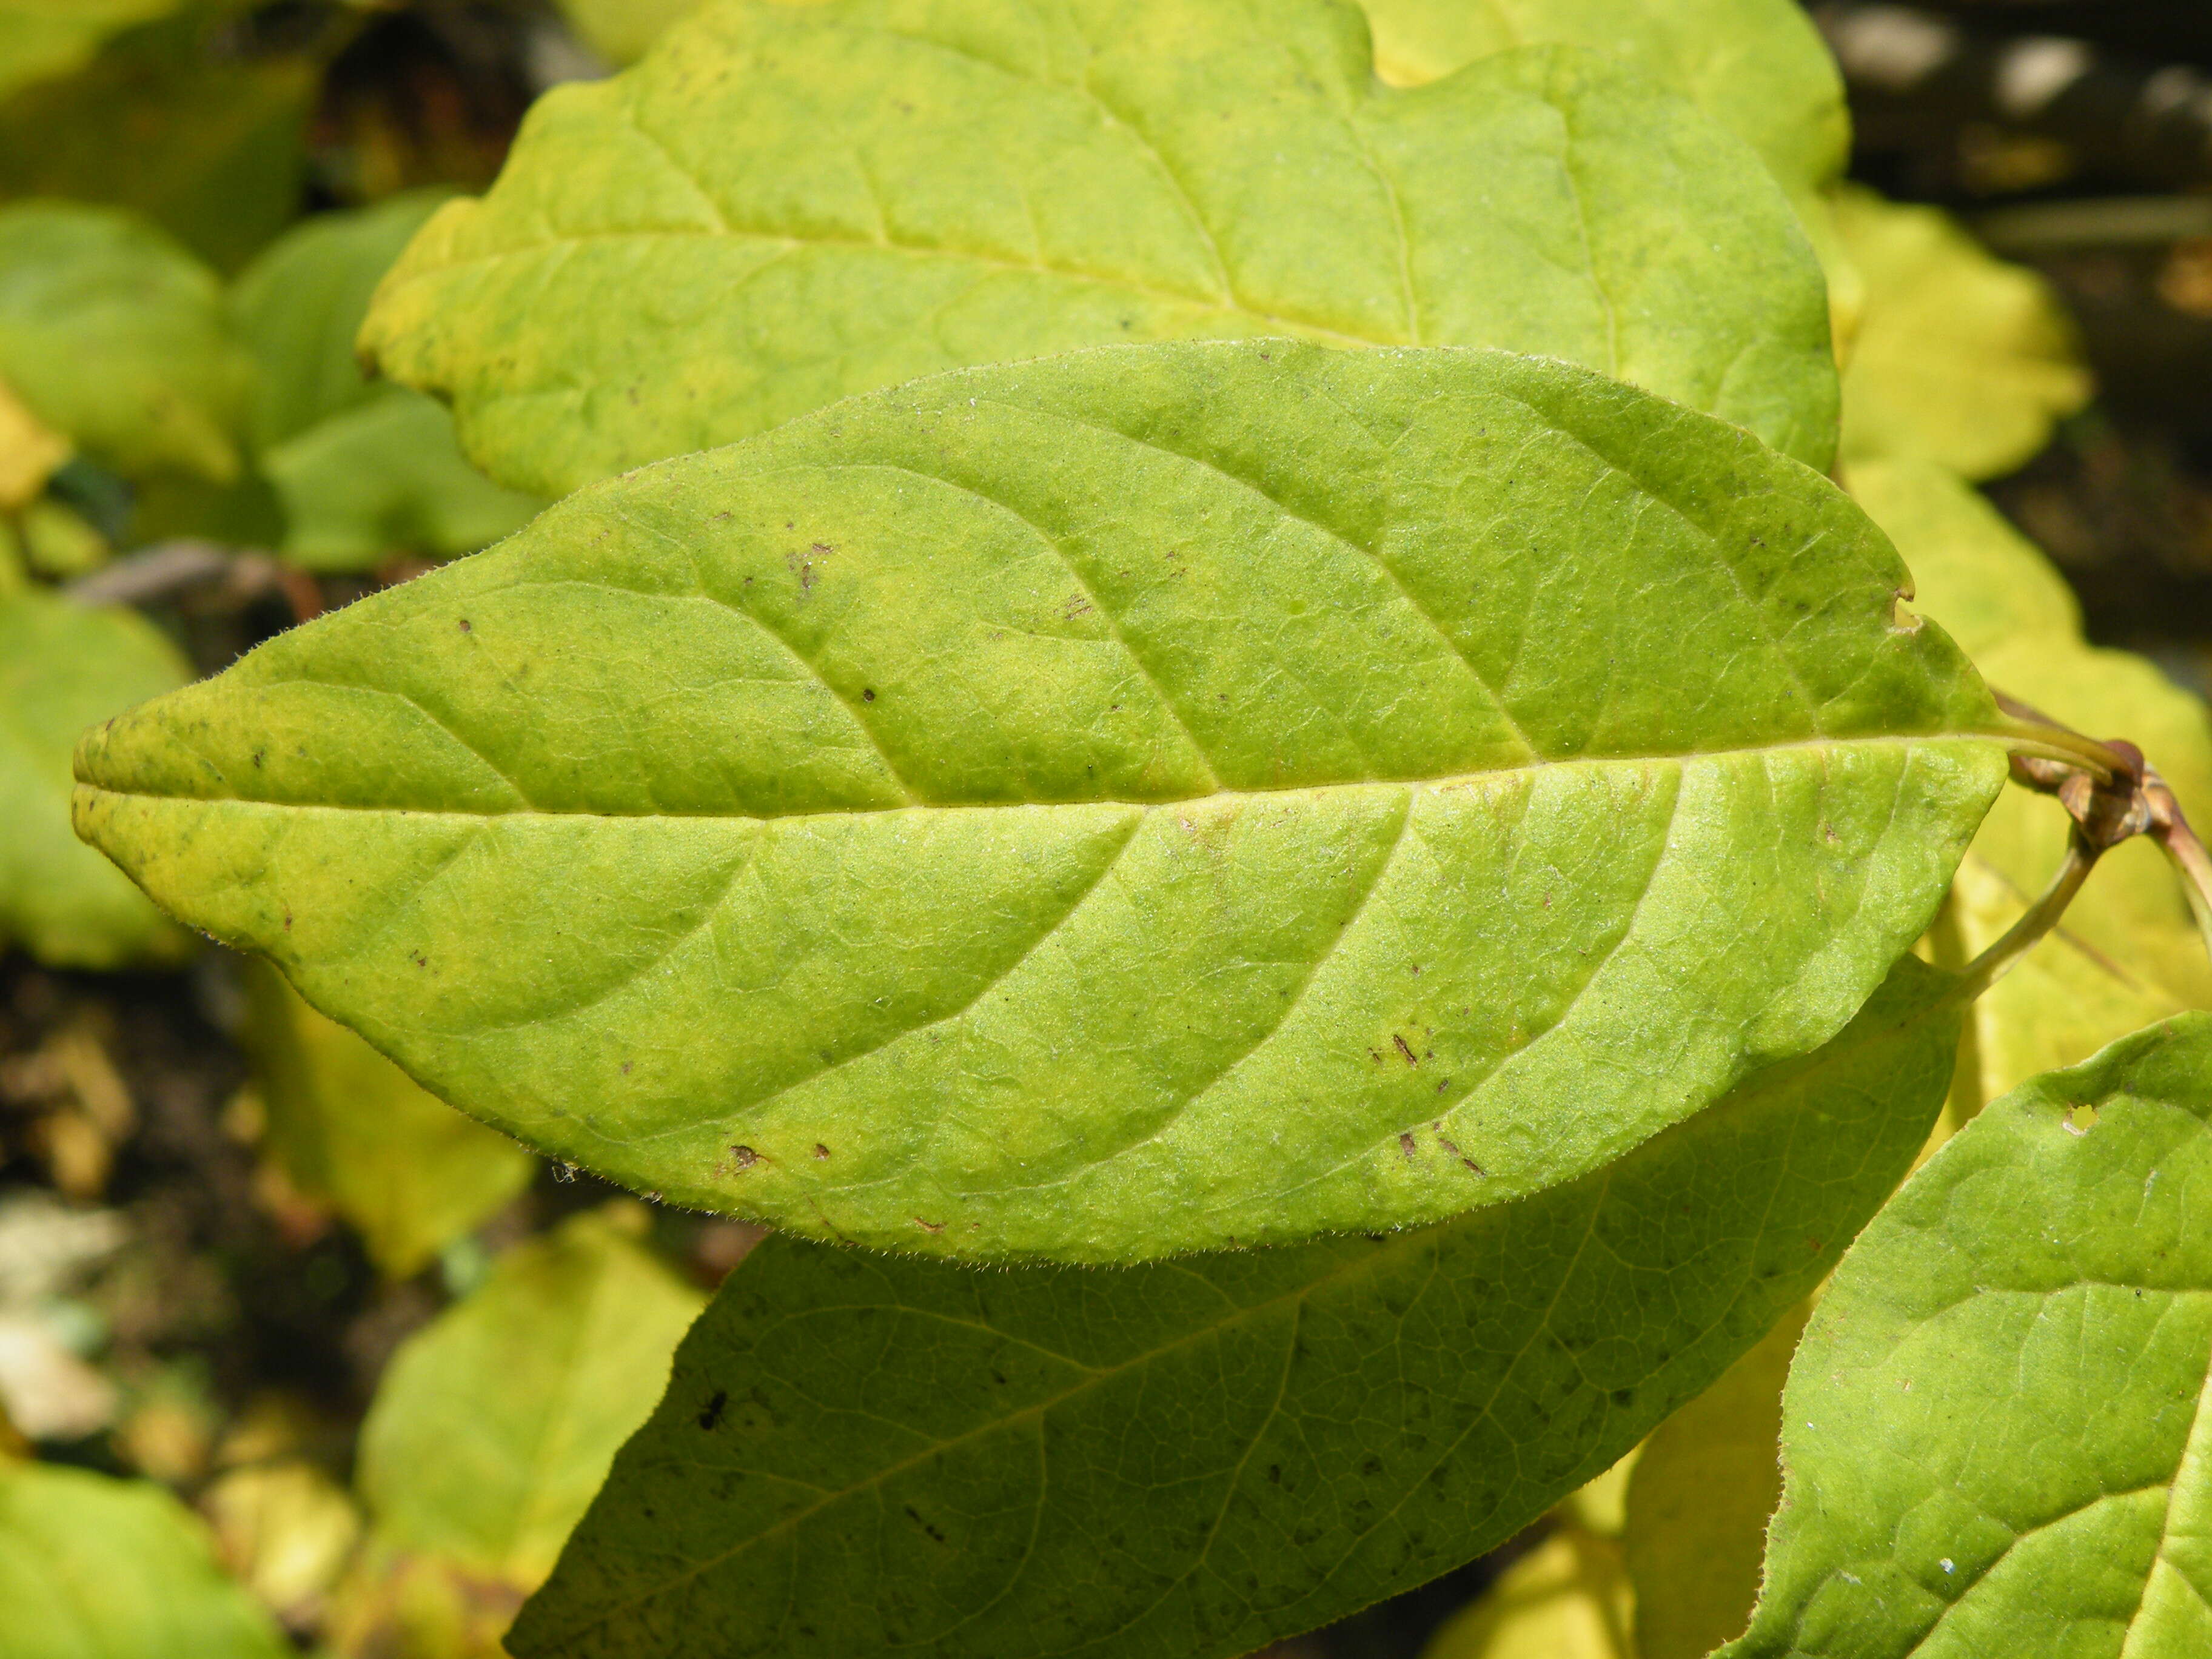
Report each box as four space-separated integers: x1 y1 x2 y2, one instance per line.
79 731 2002 824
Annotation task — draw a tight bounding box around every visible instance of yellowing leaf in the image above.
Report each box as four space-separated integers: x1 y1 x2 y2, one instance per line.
1623 1301 1809 1659
357 1207 703 1587
0 367 67 508
3 586 191 968
1835 187 2091 480
1356 0 1847 204
1851 457 2212 1105
241 961 534 1281
0 1459 291 1658
0 201 250 481
1425 1532 1632 1659
361 0 1837 496
76 343 2004 1262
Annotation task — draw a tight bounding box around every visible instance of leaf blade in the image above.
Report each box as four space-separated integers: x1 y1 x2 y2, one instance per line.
360 0 1837 495
77 343 2002 1259
1731 1013 2212 1658
512 955 1961 1659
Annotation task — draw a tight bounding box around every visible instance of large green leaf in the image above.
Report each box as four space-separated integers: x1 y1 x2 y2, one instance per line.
554 0 703 65
1355 0 1846 203
1852 458 2212 1105
0 201 250 481
1731 1013 2212 1658
76 343 2003 1260
360 0 1838 498
0 1458 292 1658
232 195 545 571
241 960 534 1281
1835 189 2091 482
2 587 190 968
511 955 1960 1659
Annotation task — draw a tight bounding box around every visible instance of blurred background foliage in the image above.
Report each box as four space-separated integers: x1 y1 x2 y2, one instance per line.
4 2 2212 1655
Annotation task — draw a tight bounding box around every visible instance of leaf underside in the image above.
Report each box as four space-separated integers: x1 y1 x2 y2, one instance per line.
511 956 1961 1659
360 0 1837 497
1733 1014 2212 1658
76 342 2003 1261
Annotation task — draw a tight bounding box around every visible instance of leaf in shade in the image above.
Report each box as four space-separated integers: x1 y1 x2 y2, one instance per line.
509 956 1960 1659
77 343 2003 1260
1731 1013 2212 1658
359 0 1837 497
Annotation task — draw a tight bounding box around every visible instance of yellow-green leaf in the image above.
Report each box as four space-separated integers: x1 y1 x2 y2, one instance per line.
554 0 702 65
1623 1300 1809 1659
357 1206 703 1588
1355 0 1846 203
0 200 250 481
75 343 2004 1262
0 1459 291 1658
1731 1014 2212 1658
1835 188 2091 481
361 0 1838 497
241 960 534 1281
1421 1530 1633 1659
0 0 179 104
2 586 191 968
1851 457 2212 1105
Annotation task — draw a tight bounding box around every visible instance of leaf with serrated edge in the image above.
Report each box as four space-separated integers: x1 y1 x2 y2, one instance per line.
510 955 1959 1659
359 0 1837 498
0 1460 292 1658
76 342 2002 1261
2 587 191 968
0 200 249 481
1731 1012 2212 1658
1854 457 2212 1106
1356 0 1846 204
1835 189 2090 482
1623 1299 1809 1658
241 960 534 1281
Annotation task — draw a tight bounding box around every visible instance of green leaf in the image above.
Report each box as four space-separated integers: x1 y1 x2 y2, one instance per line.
1835 189 2091 482
0 0 179 104
0 1458 292 1658
1731 1013 2212 1658
554 0 703 65
75 342 2005 1260
232 195 545 570
1851 457 2212 1105
511 954 1961 1659
1354 0 1847 203
3 586 190 968
241 959 534 1280
360 0 1838 498
357 1206 703 1587
0 201 250 481
0 19 313 274
1622 1299 1809 1659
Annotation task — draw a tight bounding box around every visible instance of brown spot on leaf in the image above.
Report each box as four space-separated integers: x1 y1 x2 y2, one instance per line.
1393 1034 1418 1067
729 1145 760 1170
914 1217 945 1233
